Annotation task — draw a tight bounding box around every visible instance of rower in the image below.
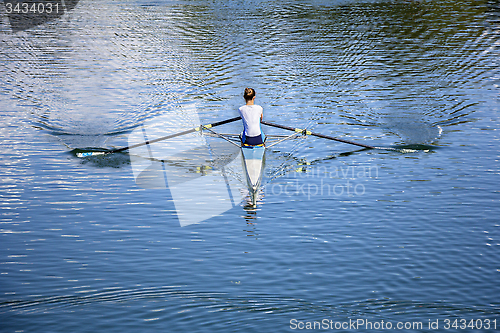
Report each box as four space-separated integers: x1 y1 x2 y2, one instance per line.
238 88 265 146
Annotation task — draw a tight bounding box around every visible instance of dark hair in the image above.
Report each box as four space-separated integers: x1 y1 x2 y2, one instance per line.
244 88 255 101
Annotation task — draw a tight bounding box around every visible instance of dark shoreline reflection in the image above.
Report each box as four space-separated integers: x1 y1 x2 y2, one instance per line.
4 0 79 32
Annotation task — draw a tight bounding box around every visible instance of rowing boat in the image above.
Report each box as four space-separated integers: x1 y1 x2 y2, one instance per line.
201 130 266 207
76 116 375 212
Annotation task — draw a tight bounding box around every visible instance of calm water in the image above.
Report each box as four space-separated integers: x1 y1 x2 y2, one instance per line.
1 0 500 332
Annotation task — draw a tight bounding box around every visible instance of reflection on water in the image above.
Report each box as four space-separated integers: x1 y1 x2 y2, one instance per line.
127 110 246 226
3 0 80 32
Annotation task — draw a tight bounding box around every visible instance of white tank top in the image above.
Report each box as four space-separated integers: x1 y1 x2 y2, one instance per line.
238 105 263 137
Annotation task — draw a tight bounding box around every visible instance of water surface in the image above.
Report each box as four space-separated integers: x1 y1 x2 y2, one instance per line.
1 0 499 332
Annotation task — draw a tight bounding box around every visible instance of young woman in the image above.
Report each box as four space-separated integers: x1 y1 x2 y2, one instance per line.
238 88 264 146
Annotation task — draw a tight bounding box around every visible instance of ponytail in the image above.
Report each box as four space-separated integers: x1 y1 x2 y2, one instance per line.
243 88 255 101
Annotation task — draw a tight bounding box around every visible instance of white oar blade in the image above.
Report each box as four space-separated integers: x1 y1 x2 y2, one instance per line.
76 151 106 157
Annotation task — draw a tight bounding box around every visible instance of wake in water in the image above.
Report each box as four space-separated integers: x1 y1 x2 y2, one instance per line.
2 284 497 321
376 143 440 154
383 118 443 146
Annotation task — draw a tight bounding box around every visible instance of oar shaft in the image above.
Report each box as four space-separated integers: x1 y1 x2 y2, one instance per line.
76 116 242 157
112 116 241 154
110 127 197 154
261 121 375 149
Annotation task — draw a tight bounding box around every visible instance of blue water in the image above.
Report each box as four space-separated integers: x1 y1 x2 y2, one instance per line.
1 1 499 332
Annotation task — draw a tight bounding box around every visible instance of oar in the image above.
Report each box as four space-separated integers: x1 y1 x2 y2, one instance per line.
77 116 242 157
260 121 375 149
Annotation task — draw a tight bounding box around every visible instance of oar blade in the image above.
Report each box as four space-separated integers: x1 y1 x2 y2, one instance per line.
76 151 107 157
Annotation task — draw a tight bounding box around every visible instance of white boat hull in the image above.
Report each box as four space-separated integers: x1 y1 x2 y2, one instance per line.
241 145 265 206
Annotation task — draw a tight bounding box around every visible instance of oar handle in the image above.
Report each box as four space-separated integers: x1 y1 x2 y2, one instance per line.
209 116 241 128
261 120 375 149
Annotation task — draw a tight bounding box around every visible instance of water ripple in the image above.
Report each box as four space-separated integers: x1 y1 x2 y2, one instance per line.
2 285 499 324
2 1 496 148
